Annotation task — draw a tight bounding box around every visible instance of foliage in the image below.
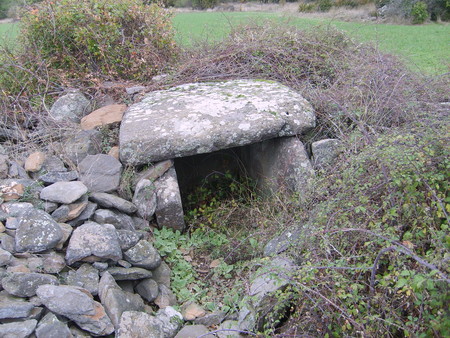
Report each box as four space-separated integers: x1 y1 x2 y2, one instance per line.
0 0 13 19
191 0 218 9
298 2 316 12
411 1 429 22
19 0 177 80
318 0 333 11
379 0 449 22
144 0 176 8
153 226 244 305
184 171 256 232
282 119 450 336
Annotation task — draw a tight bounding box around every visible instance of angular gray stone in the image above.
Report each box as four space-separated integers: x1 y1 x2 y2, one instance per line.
154 284 177 309
98 272 145 329
1 201 34 217
43 201 59 214
217 320 243 338
90 192 137 214
40 181 88 204
132 179 157 220
123 240 161 270
65 221 122 265
194 311 227 327
63 129 102 165
105 267 152 281
263 226 303 257
42 252 66 274
39 171 79 185
156 306 184 337
69 325 92 337
117 307 183 338
311 138 342 168
0 300 35 319
40 155 67 172
125 86 146 95
151 261 171 288
117 229 143 251
0 154 8 179
240 136 314 195
51 199 88 223
238 257 295 332
78 154 122 193
36 284 114 336
66 263 99 296
55 223 73 250
0 247 12 266
68 201 97 227
117 311 165 338
2 272 59 297
175 325 213 338
155 168 185 231
35 312 72 338
51 205 70 222
15 208 63 253
49 91 91 123
132 216 150 231
93 208 135 230
1 234 15 253
8 161 29 179
120 80 316 165
0 319 37 338
135 278 159 302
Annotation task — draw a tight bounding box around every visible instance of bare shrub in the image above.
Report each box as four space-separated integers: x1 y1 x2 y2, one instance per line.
171 22 444 145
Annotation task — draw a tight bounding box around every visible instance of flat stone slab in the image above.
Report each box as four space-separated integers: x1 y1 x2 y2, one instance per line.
120 80 316 165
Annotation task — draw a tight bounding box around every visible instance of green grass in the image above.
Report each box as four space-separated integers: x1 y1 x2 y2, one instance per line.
173 12 450 74
0 21 19 46
2 12 449 74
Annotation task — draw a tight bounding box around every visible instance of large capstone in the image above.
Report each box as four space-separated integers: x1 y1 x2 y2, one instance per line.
120 80 315 165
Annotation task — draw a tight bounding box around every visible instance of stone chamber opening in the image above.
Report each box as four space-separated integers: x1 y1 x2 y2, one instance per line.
174 146 255 220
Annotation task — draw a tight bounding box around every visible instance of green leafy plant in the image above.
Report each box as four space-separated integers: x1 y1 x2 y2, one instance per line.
411 1 428 23
318 0 333 11
19 0 177 80
298 2 316 12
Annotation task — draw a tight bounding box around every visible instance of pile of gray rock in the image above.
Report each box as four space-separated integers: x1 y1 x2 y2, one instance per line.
0 80 342 337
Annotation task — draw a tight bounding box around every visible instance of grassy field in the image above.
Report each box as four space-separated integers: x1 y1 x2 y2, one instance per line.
174 12 450 74
1 12 449 74
0 21 19 45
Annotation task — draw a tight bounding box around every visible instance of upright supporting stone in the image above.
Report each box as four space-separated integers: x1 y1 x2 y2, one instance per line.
155 168 185 231
240 136 314 196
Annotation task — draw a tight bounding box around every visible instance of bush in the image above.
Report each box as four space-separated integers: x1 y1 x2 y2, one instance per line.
286 119 450 336
0 0 13 19
298 2 316 12
318 0 333 11
411 1 428 22
191 0 218 9
379 0 449 21
19 0 178 80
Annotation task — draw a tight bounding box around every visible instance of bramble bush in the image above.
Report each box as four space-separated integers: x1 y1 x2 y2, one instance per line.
20 0 177 80
281 119 450 336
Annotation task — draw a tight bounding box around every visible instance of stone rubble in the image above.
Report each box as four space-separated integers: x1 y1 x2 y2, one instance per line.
0 80 329 337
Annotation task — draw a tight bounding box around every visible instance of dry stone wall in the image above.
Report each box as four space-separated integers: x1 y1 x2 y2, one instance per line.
0 80 342 337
